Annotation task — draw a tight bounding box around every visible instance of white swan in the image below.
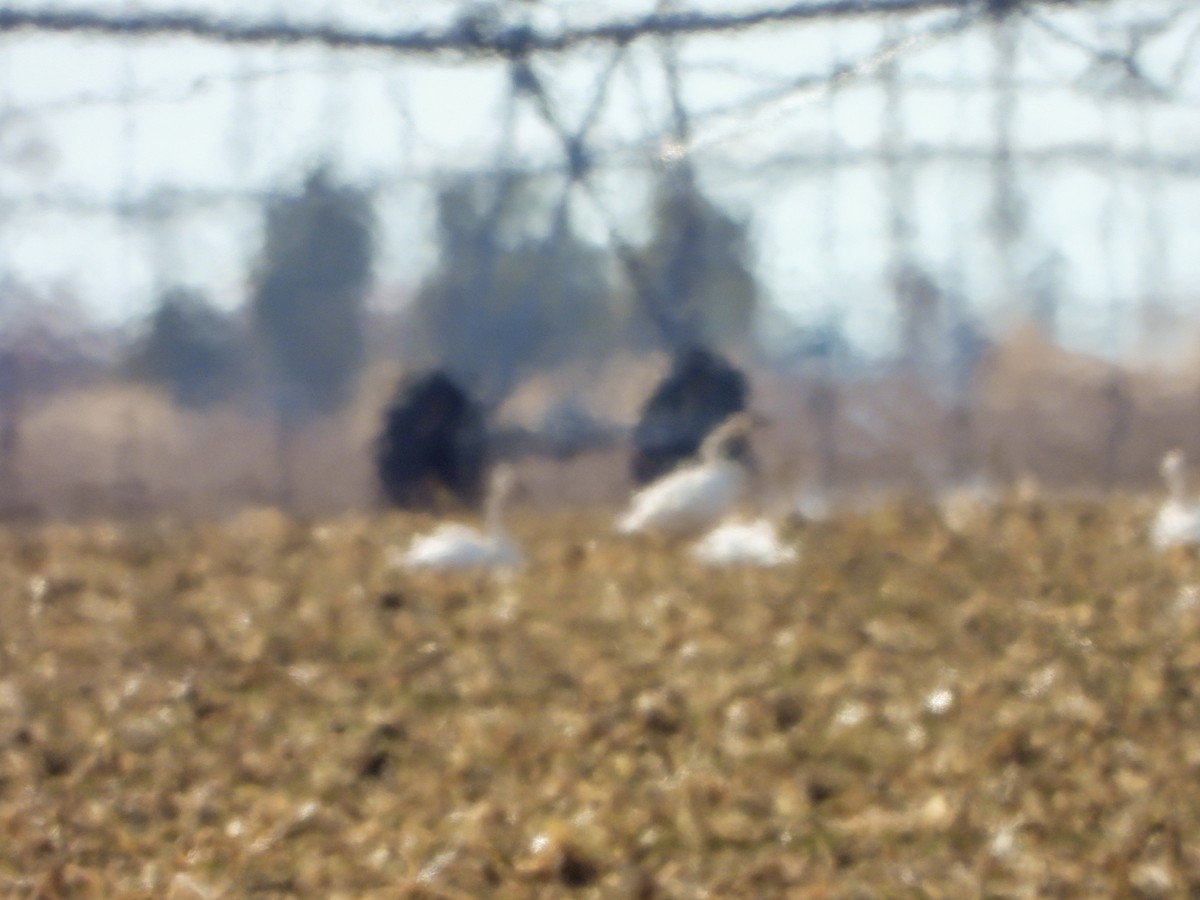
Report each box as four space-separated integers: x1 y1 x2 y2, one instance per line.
394 465 522 571
617 411 763 537
1152 449 1200 550
936 477 999 535
690 517 797 567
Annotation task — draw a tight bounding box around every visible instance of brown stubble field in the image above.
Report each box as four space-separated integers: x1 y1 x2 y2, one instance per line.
2 494 1200 898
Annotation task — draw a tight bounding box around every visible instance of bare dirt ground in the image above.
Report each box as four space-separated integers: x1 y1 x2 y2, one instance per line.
2 492 1199 898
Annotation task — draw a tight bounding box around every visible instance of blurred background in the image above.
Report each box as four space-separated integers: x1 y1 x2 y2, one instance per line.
1 0 1199 518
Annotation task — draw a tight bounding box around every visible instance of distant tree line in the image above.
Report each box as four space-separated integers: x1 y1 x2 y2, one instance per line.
125 163 761 419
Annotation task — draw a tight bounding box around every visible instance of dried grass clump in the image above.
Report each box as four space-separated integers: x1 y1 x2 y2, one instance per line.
1 495 1199 895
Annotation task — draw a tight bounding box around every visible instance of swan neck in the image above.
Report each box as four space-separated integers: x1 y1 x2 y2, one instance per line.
1167 468 1188 502
484 486 510 540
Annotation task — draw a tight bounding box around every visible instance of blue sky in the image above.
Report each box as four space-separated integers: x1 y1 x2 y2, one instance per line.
2 0 1200 361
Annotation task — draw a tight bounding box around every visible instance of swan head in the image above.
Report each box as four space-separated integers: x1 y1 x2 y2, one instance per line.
699 411 768 466
483 464 524 523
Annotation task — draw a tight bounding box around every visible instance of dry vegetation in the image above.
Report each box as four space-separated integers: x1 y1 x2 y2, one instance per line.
2 491 1200 898
11 326 1200 519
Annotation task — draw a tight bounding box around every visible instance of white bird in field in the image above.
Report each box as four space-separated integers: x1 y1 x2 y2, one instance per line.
690 517 797 567
936 477 999 535
616 411 764 536
1152 449 1200 550
394 465 522 571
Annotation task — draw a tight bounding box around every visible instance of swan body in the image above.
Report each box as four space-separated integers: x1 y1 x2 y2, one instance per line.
617 412 761 537
400 523 521 570
618 460 747 536
395 466 522 571
691 517 797 567
1153 450 1200 550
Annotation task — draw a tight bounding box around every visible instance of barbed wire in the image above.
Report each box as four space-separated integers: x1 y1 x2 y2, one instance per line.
0 0 1107 58
1024 3 1200 97
0 0 1195 357
672 4 978 161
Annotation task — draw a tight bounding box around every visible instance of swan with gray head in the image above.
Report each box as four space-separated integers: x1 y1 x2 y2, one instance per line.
616 411 765 537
